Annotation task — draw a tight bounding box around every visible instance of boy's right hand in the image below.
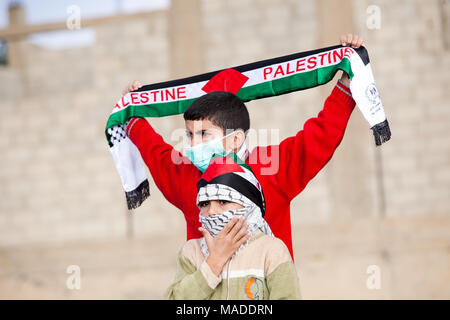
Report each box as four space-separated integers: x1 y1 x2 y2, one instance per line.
122 81 143 135
122 80 142 95
199 217 250 277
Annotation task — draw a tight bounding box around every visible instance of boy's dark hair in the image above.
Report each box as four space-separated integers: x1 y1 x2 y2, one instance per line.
183 91 250 134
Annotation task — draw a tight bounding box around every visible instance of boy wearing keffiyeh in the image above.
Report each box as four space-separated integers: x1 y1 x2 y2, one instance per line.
165 154 301 300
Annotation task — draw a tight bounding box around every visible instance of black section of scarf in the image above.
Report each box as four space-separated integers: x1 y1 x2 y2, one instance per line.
133 45 370 92
125 179 150 210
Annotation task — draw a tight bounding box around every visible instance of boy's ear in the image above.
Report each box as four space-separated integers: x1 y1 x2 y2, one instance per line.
223 129 246 152
233 130 246 150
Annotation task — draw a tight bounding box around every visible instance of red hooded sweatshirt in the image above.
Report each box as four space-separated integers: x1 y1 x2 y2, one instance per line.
126 81 355 259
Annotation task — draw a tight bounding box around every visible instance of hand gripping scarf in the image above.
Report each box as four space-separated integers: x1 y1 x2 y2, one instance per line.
105 45 391 209
196 154 273 258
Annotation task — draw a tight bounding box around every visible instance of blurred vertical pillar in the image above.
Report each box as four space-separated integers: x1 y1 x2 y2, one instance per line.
7 3 25 68
441 0 450 49
7 2 29 95
166 0 203 157
317 0 378 219
168 0 203 78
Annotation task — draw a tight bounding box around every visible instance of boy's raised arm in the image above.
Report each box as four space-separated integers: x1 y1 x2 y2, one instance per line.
273 80 355 201
126 117 198 211
270 35 362 201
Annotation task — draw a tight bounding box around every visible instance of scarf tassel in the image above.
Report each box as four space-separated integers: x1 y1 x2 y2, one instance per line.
125 179 150 210
371 119 391 146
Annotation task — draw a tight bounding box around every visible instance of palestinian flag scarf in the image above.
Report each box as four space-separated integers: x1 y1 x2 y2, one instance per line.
106 45 391 209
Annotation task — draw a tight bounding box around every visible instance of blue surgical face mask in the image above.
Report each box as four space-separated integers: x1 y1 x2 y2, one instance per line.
184 131 235 172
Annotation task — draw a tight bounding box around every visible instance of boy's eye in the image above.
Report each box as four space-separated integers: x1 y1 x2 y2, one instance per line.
201 131 210 137
186 131 192 138
219 200 230 205
199 201 209 207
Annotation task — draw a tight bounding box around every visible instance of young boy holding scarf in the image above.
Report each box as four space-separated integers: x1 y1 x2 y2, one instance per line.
123 35 365 259
165 154 301 300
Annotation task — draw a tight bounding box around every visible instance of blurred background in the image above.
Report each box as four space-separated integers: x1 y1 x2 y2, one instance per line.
0 0 449 299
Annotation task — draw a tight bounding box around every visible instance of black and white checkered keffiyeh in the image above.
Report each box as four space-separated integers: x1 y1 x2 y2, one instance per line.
197 184 273 258
106 123 127 148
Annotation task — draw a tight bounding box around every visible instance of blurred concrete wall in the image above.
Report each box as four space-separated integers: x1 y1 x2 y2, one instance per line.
0 0 449 299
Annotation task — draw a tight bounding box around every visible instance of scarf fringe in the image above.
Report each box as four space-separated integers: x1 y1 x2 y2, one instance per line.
371 119 391 146
125 179 150 210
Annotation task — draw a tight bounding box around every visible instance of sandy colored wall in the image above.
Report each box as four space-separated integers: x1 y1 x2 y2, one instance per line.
0 0 449 299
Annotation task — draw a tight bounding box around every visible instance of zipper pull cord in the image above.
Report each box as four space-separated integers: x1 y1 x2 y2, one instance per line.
226 257 233 300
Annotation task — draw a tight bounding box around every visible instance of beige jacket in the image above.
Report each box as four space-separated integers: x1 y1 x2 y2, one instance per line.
165 230 301 300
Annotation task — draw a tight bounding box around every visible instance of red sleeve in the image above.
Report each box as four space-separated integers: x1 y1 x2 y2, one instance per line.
261 81 356 201
126 118 199 211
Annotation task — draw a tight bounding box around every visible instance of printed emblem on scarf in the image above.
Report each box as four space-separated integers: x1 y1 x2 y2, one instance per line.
365 82 380 104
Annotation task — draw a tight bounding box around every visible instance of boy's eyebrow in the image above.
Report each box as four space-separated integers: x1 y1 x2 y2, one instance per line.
185 129 209 135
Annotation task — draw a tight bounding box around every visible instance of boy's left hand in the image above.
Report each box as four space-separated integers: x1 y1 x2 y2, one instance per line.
340 34 365 48
339 34 365 86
